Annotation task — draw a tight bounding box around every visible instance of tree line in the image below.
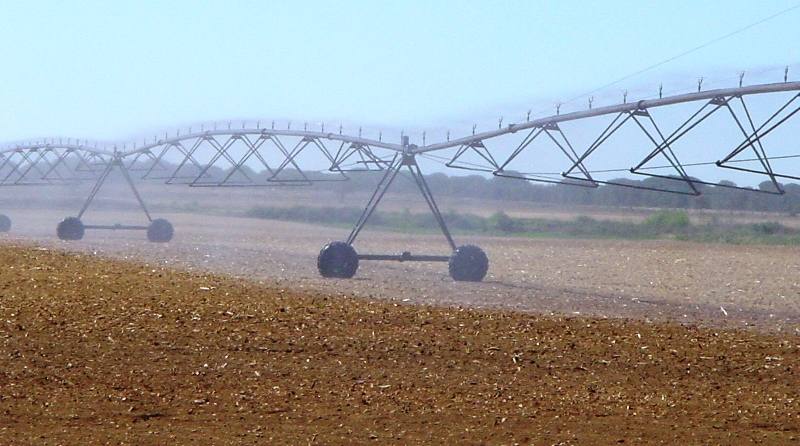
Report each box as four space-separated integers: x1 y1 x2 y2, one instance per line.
52 158 800 214
328 170 800 214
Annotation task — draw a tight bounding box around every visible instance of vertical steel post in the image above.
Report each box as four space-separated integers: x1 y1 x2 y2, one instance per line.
345 136 458 251
77 154 152 221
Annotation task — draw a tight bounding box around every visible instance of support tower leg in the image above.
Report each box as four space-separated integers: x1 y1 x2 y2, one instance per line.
317 151 488 281
56 155 174 242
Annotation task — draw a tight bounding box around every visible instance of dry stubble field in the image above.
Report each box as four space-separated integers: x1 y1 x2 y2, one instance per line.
4 207 800 332
0 206 799 444
0 244 798 445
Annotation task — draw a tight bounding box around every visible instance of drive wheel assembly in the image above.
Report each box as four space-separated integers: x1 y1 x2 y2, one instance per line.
0 214 10 232
57 217 85 241
317 241 359 278
147 218 174 243
448 245 489 282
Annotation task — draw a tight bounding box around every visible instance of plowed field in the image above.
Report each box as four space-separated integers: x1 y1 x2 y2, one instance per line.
1 245 798 445
4 208 800 333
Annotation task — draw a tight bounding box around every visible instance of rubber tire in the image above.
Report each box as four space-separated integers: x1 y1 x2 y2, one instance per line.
57 217 85 241
147 218 174 243
0 214 10 232
449 245 489 282
317 241 359 278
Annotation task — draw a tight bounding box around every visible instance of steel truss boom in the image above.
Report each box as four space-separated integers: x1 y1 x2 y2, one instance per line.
2 81 797 178
1 80 799 282
0 129 400 187
434 81 800 196
417 81 800 153
122 128 402 157
0 144 112 186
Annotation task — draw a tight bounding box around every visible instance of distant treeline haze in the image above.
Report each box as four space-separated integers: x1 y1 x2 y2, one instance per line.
326 171 800 214
53 159 800 214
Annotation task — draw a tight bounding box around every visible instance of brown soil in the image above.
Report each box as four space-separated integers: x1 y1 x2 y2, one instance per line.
1 245 798 445
4 208 800 333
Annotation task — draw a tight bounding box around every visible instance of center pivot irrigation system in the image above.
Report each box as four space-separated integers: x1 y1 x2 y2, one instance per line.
1 80 799 281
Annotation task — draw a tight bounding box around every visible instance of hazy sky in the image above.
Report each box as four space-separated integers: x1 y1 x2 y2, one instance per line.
0 0 798 144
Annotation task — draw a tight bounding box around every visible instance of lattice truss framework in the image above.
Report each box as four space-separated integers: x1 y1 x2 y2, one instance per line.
129 130 397 187
0 144 111 185
0 81 799 280
1 81 798 193
434 84 800 196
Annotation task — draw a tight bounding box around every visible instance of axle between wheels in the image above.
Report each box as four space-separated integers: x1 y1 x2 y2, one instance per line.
56 216 174 243
317 241 489 282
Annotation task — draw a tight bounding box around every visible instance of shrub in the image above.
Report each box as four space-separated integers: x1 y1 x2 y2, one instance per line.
644 210 690 232
749 221 785 235
489 211 521 232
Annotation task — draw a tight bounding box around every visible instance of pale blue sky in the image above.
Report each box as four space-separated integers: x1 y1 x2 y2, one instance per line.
0 0 798 146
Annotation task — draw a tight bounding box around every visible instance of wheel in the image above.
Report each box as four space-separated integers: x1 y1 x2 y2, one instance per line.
57 217 84 241
448 245 489 282
147 218 174 243
317 241 359 278
0 214 10 232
